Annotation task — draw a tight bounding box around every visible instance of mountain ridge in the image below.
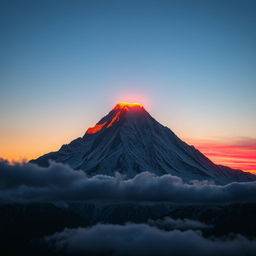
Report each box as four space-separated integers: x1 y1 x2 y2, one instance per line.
31 102 256 184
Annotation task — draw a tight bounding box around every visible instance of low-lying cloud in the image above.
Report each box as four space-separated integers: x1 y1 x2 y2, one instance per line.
148 217 212 230
1 160 256 203
45 223 256 256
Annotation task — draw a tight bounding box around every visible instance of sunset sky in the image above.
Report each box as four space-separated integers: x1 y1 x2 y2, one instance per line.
0 0 255 173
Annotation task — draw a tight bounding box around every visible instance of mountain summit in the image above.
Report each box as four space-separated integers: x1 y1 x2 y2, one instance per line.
31 102 255 184
85 102 146 134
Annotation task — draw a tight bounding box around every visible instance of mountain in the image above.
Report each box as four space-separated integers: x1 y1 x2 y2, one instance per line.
31 102 255 184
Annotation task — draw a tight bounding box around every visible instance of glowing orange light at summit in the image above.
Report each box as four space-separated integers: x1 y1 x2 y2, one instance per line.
113 102 144 111
187 138 256 174
86 102 144 135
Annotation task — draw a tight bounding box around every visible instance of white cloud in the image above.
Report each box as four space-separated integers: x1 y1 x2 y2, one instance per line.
1 160 256 203
45 223 256 256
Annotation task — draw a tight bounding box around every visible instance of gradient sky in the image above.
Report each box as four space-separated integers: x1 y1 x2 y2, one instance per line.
0 0 255 173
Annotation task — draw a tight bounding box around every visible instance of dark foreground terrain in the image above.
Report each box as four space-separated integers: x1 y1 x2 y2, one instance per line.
0 202 256 255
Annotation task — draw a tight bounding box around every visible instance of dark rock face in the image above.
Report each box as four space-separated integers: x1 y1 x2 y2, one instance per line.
0 203 87 255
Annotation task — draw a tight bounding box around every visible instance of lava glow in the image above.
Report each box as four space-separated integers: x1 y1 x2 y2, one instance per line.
107 111 121 128
113 102 144 111
86 102 144 135
86 122 107 134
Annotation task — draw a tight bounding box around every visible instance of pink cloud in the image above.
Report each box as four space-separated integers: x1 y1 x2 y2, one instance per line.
187 138 256 174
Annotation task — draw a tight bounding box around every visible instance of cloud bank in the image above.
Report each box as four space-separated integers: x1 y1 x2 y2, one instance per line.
148 217 212 230
1 160 256 203
45 223 256 256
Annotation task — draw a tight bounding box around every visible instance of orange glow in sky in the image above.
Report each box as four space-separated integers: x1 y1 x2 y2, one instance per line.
114 92 150 110
186 138 256 174
1 101 255 175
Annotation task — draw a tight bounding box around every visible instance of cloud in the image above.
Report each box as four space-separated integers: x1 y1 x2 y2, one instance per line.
45 223 256 256
190 138 256 173
148 217 212 230
1 160 256 204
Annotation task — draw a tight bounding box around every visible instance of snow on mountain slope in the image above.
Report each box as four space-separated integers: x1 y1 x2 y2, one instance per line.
31 102 256 184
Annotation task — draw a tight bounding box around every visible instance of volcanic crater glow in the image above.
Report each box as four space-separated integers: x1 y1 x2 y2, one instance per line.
113 102 144 111
86 102 144 134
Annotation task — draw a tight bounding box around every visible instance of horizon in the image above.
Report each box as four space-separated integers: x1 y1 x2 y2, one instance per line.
1 0 255 174
2 100 255 174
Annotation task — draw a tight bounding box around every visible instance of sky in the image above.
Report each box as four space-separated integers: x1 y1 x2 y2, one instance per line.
0 0 255 173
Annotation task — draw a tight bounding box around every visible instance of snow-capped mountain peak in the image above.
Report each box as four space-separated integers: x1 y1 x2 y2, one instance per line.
85 102 147 135
112 102 145 111
31 102 256 184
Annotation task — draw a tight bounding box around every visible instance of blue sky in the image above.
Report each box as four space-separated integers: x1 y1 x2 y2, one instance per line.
0 0 255 166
